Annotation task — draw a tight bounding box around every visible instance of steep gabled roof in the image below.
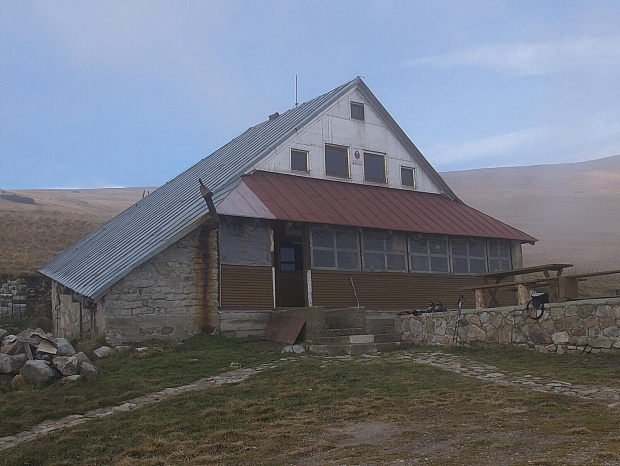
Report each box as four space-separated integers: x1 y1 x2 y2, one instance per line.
39 78 461 300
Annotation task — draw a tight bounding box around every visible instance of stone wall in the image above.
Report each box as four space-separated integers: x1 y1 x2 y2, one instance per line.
0 280 28 319
396 297 620 354
99 225 219 344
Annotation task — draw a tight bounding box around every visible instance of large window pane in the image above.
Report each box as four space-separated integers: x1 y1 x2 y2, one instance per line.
364 153 385 182
409 235 449 273
325 145 348 177
311 226 360 270
362 231 406 272
220 217 271 266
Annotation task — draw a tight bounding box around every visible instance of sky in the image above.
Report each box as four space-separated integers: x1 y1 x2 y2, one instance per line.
1 0 619 189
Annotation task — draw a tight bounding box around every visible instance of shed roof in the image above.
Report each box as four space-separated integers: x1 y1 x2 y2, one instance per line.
241 171 537 242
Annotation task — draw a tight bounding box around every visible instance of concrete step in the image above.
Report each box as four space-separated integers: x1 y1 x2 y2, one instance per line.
318 333 401 345
320 327 365 337
309 341 411 356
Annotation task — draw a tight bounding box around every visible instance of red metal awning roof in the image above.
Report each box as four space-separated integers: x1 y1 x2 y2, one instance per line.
239 171 536 243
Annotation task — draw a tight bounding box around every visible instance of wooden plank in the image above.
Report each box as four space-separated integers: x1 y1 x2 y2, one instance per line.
264 315 305 344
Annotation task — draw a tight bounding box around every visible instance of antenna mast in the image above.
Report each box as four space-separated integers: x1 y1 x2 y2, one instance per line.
295 75 298 107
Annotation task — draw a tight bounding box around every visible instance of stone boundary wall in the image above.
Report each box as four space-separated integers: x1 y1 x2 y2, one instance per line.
0 280 28 319
396 297 620 354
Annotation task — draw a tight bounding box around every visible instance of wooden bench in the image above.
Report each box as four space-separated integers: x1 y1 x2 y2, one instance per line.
463 279 552 309
555 269 620 300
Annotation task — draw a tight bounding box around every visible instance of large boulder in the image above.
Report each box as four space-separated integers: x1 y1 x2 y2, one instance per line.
0 354 11 374
20 360 60 386
9 354 28 374
55 338 76 356
52 356 78 376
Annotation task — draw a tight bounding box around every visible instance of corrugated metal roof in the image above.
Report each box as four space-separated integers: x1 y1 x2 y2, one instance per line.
242 171 537 243
39 78 363 300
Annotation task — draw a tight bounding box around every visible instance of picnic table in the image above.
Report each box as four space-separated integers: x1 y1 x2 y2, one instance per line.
465 263 574 309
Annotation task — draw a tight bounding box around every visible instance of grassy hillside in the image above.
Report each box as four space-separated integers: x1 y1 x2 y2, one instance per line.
441 154 620 274
0 187 153 274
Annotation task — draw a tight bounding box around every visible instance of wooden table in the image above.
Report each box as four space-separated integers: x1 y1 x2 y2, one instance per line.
470 263 573 309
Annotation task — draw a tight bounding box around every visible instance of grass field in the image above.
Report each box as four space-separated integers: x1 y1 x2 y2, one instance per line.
2 339 620 465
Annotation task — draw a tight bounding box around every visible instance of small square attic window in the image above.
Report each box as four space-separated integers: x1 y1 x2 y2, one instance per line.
350 102 364 121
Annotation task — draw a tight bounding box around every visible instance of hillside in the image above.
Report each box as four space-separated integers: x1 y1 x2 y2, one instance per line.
442 154 620 275
1 155 619 286
0 188 153 274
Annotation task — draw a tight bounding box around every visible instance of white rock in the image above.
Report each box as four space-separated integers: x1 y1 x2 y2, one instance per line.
551 331 570 344
53 356 79 376
292 344 306 353
114 345 134 352
136 347 148 353
93 346 112 358
55 338 77 356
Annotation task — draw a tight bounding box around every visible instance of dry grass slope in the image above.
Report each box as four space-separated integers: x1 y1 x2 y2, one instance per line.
442 154 620 274
0 187 154 274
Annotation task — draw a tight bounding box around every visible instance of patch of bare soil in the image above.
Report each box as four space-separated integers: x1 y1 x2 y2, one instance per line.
298 419 596 465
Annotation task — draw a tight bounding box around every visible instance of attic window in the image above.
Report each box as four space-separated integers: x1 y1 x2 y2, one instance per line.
401 167 415 187
325 145 349 178
350 102 364 121
291 149 308 172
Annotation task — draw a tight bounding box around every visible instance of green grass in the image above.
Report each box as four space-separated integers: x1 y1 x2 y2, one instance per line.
0 335 283 437
444 344 620 388
2 348 620 464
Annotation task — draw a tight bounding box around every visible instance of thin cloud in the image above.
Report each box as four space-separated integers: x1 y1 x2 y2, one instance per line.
429 127 550 166
403 35 620 76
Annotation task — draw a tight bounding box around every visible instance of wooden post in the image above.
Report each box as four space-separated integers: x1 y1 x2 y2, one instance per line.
558 276 579 301
475 289 485 309
517 283 530 306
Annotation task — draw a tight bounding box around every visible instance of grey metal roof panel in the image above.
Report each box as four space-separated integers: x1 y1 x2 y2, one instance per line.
40 78 361 299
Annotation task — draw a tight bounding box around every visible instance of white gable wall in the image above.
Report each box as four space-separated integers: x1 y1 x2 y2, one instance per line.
252 87 443 194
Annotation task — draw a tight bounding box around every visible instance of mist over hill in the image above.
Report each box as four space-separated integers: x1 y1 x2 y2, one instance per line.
441 154 620 273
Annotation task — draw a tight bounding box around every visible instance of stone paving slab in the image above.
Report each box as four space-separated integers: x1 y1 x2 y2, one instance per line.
0 358 300 451
400 351 620 405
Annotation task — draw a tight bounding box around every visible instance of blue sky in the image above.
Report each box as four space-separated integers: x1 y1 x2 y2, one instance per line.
1 1 619 189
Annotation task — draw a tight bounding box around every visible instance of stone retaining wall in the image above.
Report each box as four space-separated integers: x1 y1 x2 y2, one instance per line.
0 280 28 319
396 297 620 354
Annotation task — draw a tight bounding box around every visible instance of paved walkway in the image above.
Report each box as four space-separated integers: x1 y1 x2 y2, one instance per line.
0 359 289 451
399 351 620 405
3 351 620 452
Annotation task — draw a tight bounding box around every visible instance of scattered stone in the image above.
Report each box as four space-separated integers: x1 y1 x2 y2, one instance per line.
52 356 78 376
20 360 60 386
78 362 99 379
61 375 82 384
55 338 76 357
136 347 148 353
229 362 241 368
281 344 306 353
93 346 112 358
114 345 133 352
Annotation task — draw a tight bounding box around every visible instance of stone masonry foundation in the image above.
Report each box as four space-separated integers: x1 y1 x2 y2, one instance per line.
396 297 620 355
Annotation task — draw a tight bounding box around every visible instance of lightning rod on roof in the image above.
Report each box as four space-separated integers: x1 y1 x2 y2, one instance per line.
295 75 298 107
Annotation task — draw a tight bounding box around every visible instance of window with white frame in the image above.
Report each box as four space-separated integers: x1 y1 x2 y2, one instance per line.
409 235 450 273
310 227 360 270
325 145 349 177
350 102 364 121
220 217 271 266
290 149 308 172
401 167 415 187
364 152 386 183
451 238 487 274
488 240 512 272
362 230 407 271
